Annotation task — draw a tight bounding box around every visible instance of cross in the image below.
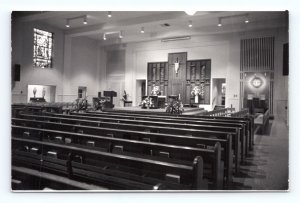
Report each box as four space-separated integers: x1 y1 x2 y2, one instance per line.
172 57 182 76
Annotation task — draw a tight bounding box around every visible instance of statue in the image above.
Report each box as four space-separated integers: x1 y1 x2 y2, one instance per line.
42 87 46 99
33 87 37 98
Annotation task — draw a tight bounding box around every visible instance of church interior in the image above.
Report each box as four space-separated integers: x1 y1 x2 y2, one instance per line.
11 11 289 191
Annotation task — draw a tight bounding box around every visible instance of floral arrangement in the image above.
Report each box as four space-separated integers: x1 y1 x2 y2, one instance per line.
191 86 201 96
121 90 129 101
151 86 161 96
141 97 154 108
191 84 205 99
166 100 184 115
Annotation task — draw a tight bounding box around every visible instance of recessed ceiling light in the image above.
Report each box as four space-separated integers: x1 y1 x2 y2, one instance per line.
108 11 112 18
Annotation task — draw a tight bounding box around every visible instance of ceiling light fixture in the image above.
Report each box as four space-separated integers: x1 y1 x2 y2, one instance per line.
119 30 123 38
188 20 193 28
108 11 112 18
83 15 88 25
185 11 197 16
218 13 250 27
244 14 250 23
140 27 145 33
65 15 89 28
65 19 70 28
103 34 106 40
218 18 222 27
161 36 191 42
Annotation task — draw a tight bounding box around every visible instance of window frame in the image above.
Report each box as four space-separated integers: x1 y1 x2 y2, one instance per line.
33 28 54 68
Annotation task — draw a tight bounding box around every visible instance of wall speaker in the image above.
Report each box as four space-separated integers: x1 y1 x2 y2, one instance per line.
283 43 289 76
14 64 21 81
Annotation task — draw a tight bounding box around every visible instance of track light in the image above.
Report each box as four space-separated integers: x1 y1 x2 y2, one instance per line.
83 15 87 25
103 34 106 40
65 19 70 28
218 18 222 27
108 11 112 18
119 31 123 38
188 20 193 28
244 15 250 24
140 27 145 33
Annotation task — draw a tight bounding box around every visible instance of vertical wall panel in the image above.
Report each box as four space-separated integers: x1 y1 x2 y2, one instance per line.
240 36 275 114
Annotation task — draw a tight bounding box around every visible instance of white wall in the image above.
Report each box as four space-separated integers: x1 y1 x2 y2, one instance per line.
61 36 99 103
122 33 233 110
11 21 64 103
105 27 288 116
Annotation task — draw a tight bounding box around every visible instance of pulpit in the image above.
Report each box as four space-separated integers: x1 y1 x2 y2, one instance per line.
103 91 117 108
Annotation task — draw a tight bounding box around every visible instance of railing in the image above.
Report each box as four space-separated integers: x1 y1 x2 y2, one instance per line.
198 108 235 117
230 108 249 118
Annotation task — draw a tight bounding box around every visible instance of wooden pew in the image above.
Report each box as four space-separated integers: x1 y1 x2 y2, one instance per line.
100 109 254 150
12 123 224 189
12 134 208 190
15 114 238 177
79 111 250 155
12 166 108 190
39 112 246 161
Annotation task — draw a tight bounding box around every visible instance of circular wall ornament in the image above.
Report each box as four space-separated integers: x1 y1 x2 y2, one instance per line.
251 76 263 88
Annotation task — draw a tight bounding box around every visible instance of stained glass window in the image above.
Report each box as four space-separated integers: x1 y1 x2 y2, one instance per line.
33 28 53 68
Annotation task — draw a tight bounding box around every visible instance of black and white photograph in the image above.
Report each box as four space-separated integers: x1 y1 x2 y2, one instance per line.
9 10 290 192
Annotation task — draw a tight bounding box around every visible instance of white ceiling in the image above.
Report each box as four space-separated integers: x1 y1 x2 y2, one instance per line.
13 11 288 45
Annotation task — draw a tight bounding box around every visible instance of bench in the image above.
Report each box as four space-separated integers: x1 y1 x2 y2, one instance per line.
17 114 238 177
12 122 225 189
12 135 207 190
80 111 250 156
254 109 270 134
42 112 246 161
12 166 108 190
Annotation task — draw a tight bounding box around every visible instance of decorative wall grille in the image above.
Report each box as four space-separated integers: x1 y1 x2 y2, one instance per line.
240 37 274 71
240 36 275 115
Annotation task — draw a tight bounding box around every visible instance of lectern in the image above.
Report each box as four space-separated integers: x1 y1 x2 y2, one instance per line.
103 91 117 108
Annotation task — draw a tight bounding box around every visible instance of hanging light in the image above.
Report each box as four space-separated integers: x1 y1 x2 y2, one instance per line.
188 20 193 28
108 11 112 18
218 18 222 27
103 33 106 40
119 30 123 38
65 19 70 28
140 27 145 33
83 15 88 25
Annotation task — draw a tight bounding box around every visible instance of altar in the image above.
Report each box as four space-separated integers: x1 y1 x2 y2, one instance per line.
141 95 166 109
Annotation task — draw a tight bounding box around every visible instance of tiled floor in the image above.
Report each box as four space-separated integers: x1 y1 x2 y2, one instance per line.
231 118 289 190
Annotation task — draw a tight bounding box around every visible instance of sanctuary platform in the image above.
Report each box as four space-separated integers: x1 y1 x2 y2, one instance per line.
105 106 207 115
